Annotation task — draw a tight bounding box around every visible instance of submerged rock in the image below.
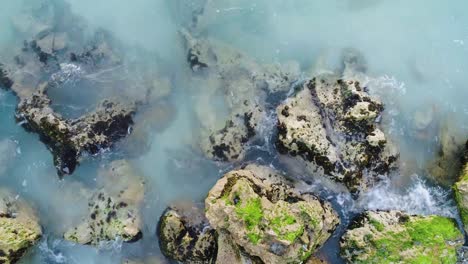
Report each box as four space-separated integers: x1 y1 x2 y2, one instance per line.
277 73 398 193
158 202 217 264
340 211 464 263
182 30 300 162
0 189 42 264
453 140 468 234
64 160 144 244
205 164 339 264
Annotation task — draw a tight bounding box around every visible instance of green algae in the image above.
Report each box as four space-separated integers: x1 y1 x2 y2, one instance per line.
235 197 263 231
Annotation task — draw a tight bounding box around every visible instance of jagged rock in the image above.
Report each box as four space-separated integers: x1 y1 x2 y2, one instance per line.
16 82 134 175
64 160 144 244
340 211 464 263
158 202 217 263
276 73 398 193
453 140 468 234
0 189 42 264
182 30 300 162
205 164 339 264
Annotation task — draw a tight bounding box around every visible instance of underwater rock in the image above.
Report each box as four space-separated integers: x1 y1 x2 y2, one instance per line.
276 73 398 193
427 120 466 186
0 189 42 264
0 139 18 177
64 160 144 245
453 140 468 233
158 202 217 264
205 164 339 264
181 30 300 162
340 210 464 263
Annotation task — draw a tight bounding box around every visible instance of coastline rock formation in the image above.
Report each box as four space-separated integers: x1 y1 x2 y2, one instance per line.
158 202 217 263
204 164 339 264
276 54 398 193
0 189 42 264
340 211 464 263
64 160 144 244
182 30 300 162
453 140 468 233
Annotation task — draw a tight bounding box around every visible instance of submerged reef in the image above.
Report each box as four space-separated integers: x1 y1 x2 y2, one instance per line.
0 189 42 264
182 30 300 162
340 210 464 263
64 160 144 244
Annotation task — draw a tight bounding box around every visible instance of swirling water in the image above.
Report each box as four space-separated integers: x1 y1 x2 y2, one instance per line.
0 0 467 263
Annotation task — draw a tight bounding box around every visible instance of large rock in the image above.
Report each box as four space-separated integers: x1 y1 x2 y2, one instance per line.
0 189 42 264
64 160 144 244
340 211 464 263
158 202 217 264
454 140 468 233
182 30 300 162
205 164 339 264
276 73 398 193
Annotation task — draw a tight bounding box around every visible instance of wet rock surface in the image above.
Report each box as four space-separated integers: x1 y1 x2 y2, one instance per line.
64 160 144 245
340 210 464 263
205 164 339 264
0 189 42 264
453 140 468 233
158 202 217 264
276 72 398 193
182 30 300 162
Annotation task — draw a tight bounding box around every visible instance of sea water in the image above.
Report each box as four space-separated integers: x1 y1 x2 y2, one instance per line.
0 0 467 263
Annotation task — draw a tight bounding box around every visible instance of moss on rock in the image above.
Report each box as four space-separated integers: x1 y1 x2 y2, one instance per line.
454 140 468 233
205 164 339 264
340 211 464 264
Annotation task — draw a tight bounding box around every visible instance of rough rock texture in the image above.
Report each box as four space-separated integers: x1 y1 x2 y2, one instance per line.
182 30 300 162
427 120 466 186
0 189 42 264
64 160 144 244
454 140 468 233
277 73 398 193
16 82 134 176
158 202 217 264
340 211 464 264
205 164 339 264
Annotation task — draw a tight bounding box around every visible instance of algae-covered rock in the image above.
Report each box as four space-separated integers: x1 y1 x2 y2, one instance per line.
277 74 398 193
205 164 339 264
64 160 144 244
0 189 42 264
181 30 300 162
158 202 217 264
340 211 464 263
454 140 468 233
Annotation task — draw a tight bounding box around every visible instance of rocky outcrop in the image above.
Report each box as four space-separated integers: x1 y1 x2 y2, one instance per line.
0 189 42 264
453 140 468 233
276 72 398 193
182 30 300 162
158 202 217 263
205 164 339 264
340 211 464 263
64 160 144 244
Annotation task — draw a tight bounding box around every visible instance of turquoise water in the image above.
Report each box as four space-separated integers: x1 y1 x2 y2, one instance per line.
0 0 467 263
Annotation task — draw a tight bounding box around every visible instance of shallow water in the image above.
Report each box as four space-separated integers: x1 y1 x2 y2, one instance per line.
0 0 467 263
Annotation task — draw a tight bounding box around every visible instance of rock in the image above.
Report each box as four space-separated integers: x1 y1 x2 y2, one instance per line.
64 160 144 244
0 189 42 264
277 75 398 193
453 140 468 234
158 202 217 263
181 30 300 162
16 82 135 176
205 164 339 264
36 32 69 54
427 120 466 186
340 211 464 263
